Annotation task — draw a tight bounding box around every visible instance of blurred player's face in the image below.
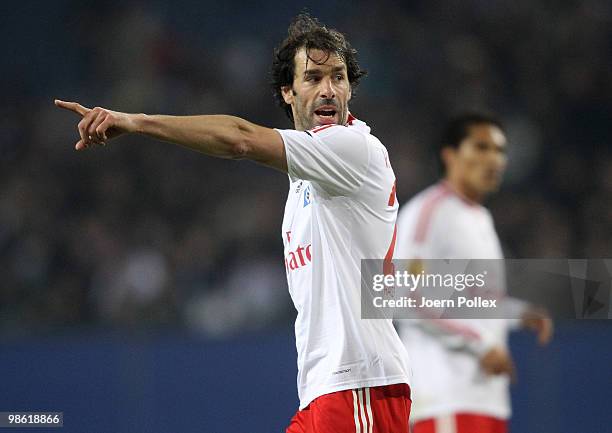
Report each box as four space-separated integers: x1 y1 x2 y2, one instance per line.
281 48 352 131
444 123 507 201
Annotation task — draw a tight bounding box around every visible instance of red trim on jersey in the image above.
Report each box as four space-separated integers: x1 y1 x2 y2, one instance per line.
413 184 451 243
311 124 336 134
388 181 397 206
347 112 356 125
383 224 398 275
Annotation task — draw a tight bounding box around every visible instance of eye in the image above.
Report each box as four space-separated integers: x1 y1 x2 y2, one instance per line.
335 74 345 80
475 142 489 152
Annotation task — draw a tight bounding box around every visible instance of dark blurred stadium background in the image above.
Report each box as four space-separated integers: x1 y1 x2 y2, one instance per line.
0 1 610 432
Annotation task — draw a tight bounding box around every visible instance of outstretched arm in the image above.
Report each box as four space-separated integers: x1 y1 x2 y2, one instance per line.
54 100 288 172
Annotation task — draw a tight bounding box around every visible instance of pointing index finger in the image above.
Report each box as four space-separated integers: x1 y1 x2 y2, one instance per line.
54 99 90 116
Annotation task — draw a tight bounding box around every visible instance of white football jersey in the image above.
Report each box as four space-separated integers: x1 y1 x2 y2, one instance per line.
276 117 411 410
395 182 525 421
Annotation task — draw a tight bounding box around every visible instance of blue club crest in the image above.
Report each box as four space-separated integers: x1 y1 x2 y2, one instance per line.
303 185 311 207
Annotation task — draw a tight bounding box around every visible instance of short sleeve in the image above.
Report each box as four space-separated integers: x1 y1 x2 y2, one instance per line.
275 126 370 196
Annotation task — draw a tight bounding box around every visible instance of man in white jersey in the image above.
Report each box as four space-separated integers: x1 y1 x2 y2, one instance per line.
395 114 552 433
55 14 411 433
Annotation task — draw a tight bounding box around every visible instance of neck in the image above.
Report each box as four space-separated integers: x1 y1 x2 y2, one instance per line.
293 119 306 132
443 176 484 205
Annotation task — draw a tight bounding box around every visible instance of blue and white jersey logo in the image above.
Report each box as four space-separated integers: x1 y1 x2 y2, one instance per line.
303 185 311 207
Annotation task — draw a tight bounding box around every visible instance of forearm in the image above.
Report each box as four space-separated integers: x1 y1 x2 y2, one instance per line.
54 98 287 171
133 113 252 159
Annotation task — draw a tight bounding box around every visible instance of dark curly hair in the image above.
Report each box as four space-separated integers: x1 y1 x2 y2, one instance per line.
271 13 367 121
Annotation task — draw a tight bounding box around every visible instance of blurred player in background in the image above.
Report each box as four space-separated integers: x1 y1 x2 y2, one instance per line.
395 114 553 433
55 14 411 433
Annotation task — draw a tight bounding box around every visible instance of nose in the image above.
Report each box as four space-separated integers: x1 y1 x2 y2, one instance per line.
492 147 507 165
488 150 507 173
319 77 335 100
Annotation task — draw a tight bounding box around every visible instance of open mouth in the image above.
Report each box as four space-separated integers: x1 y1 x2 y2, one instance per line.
314 109 337 118
314 108 338 125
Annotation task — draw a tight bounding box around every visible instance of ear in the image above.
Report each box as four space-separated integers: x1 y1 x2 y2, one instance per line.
281 86 295 105
441 147 455 170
